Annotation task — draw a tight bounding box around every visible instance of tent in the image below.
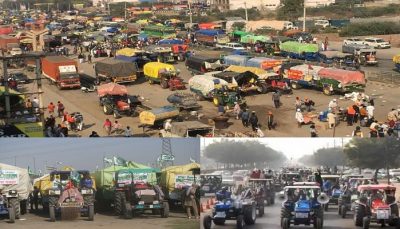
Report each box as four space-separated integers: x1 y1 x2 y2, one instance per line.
94 161 156 189
0 163 33 200
160 163 200 192
97 83 128 97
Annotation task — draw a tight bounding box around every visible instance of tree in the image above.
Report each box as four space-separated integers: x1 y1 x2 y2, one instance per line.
203 140 286 169
344 138 400 181
231 22 246 31
276 0 304 21
298 147 346 168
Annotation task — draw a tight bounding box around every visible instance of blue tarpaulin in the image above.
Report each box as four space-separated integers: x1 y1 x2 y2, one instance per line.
158 39 184 45
195 29 225 36
223 55 250 66
115 55 139 62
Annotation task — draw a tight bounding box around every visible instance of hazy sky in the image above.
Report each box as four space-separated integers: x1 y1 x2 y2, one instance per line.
0 138 200 174
201 138 351 159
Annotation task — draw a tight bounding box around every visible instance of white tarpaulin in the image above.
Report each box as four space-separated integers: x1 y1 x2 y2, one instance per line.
188 75 228 98
0 163 33 200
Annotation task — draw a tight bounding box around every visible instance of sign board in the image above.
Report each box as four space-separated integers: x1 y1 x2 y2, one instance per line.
59 65 77 73
118 172 148 184
175 174 196 189
0 123 44 137
0 170 19 185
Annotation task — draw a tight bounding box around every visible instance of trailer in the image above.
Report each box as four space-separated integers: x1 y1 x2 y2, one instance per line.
95 58 139 84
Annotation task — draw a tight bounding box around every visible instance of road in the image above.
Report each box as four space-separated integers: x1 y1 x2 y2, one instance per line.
0 209 199 229
11 43 400 137
200 196 398 229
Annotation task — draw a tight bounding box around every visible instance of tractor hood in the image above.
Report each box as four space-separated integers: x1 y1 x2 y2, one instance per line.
215 199 233 211
117 100 130 110
372 198 389 210
295 199 311 212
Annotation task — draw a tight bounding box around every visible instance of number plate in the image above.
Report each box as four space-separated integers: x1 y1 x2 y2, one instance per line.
377 210 389 219
202 186 210 191
149 205 153 208
215 212 226 218
295 213 309 218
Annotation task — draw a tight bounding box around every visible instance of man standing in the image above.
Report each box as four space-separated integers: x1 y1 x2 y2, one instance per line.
272 92 281 108
249 111 259 131
327 111 336 129
241 109 250 127
57 101 65 117
295 109 304 128
267 111 274 130
103 118 112 136
47 102 55 115
366 104 375 120
328 99 338 112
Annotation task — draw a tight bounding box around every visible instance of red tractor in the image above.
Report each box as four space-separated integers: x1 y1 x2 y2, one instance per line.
353 185 400 229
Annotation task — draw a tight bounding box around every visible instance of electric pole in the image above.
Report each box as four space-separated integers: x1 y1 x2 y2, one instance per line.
124 2 127 21
303 1 306 32
189 0 193 25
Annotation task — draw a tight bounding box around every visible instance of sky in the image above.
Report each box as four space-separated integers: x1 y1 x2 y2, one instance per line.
201 138 351 160
0 138 200 174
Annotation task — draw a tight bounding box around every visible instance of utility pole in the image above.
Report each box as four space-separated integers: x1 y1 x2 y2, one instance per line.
2 60 11 120
35 57 44 125
303 1 306 32
33 157 36 174
244 2 248 22
188 0 193 25
124 2 127 21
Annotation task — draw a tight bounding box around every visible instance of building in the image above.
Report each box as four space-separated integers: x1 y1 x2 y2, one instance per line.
210 0 281 11
305 0 335 8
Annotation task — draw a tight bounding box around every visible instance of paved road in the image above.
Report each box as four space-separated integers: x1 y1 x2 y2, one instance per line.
0 209 199 229
11 44 400 137
200 197 398 229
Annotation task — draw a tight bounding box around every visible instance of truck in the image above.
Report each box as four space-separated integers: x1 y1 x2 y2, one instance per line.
0 163 33 223
280 41 319 61
94 58 139 84
342 44 378 66
42 56 81 89
194 29 229 47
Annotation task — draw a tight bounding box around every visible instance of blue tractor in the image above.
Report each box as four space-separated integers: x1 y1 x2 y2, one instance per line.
203 187 257 229
321 175 341 211
280 185 328 229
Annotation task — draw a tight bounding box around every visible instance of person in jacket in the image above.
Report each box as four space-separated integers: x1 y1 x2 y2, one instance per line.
267 111 275 130
295 109 304 127
249 111 259 131
272 92 281 108
241 109 250 127
184 184 199 219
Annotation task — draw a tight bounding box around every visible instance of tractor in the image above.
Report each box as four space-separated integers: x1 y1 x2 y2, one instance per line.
200 174 222 197
203 187 257 229
353 185 400 229
113 168 169 219
321 175 341 211
279 185 328 229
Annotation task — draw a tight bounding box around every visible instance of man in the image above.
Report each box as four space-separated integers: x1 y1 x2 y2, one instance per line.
328 99 338 112
103 118 112 136
164 119 172 132
366 104 375 120
310 124 318 137
184 184 199 219
125 126 132 137
347 105 356 126
30 186 40 211
241 109 250 127
272 92 281 108
233 102 241 120
304 98 314 112
249 111 259 131
295 109 304 128
352 126 364 138
112 120 122 134
47 102 55 115
89 131 100 137
57 101 65 117
327 111 336 129
267 111 274 130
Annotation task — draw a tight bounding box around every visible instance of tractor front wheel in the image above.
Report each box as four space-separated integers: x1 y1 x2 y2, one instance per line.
203 215 212 229
243 204 257 225
341 205 347 218
161 78 169 89
282 217 290 229
213 218 225 225
9 198 20 220
161 202 169 218
236 215 245 229
354 204 366 226
362 216 370 229
315 217 323 229
88 205 94 221
49 206 56 222
8 206 15 223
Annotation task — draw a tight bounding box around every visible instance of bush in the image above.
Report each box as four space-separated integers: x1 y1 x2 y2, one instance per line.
339 22 400 37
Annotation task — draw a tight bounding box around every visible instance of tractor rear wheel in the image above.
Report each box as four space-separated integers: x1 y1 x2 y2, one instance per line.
258 202 265 217
213 218 225 225
49 206 56 222
161 202 169 218
291 82 301 90
161 78 169 89
123 202 132 219
315 217 323 229
103 104 113 115
323 86 332 96
282 218 290 229
243 204 256 225
203 215 212 229
9 198 20 219
236 215 245 229
88 205 94 221
354 204 366 226
8 206 15 223
114 192 125 216
341 205 347 218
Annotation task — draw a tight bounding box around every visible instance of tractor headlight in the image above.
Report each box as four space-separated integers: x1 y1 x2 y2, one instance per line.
338 83 342 88
138 201 145 205
117 183 125 188
8 190 17 195
153 201 159 205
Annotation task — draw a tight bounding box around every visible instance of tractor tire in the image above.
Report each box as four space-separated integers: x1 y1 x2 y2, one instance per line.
282 217 290 229
161 78 169 89
257 83 268 94
280 207 291 220
123 202 132 219
49 206 56 222
213 218 225 225
103 104 113 115
113 110 120 119
9 198 20 219
148 79 153 85
84 195 95 206
195 94 204 101
114 192 125 216
362 216 370 229
243 204 257 225
354 204 366 227
8 205 15 223
203 215 212 229
341 205 347 218
161 202 169 218
323 87 332 96
236 215 245 229
389 204 399 226
88 205 94 221
315 217 323 229
258 202 265 217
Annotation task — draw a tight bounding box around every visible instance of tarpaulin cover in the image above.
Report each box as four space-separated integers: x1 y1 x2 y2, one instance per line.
288 64 324 80
189 75 228 97
115 55 139 62
317 68 366 85
319 51 352 59
144 62 175 79
280 41 318 54
116 48 142 57
246 57 283 70
160 163 200 192
94 161 155 188
225 65 275 80
215 71 258 86
95 58 138 78
139 105 179 125
97 82 128 97
0 26 13 35
231 30 250 37
199 23 215 30
393 55 400 64
195 29 225 36
158 39 184 45
0 163 33 200
223 55 250 66
240 34 270 44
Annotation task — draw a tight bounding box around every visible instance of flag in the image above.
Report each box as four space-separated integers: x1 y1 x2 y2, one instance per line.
190 157 196 163
103 157 113 167
113 156 127 166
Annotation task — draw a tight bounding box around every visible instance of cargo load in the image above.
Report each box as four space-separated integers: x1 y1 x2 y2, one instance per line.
139 105 180 126
223 55 250 66
0 35 19 51
246 57 283 70
317 68 366 86
188 75 228 99
280 41 318 60
95 58 138 83
0 163 33 200
41 56 80 89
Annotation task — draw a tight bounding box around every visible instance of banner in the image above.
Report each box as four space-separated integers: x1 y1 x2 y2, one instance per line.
0 122 44 137
0 170 19 185
175 174 195 189
117 172 148 184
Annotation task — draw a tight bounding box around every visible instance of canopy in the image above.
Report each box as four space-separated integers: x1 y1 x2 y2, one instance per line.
139 106 179 126
94 161 154 188
231 30 250 37
160 163 200 192
280 41 319 54
246 57 283 70
97 83 128 97
0 163 33 200
317 68 366 85
95 58 138 79
188 75 228 97
116 48 143 57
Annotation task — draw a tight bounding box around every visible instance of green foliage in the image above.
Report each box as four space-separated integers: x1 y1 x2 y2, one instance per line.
344 138 400 170
339 22 400 37
232 22 246 31
277 0 304 21
203 140 286 169
299 147 346 167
